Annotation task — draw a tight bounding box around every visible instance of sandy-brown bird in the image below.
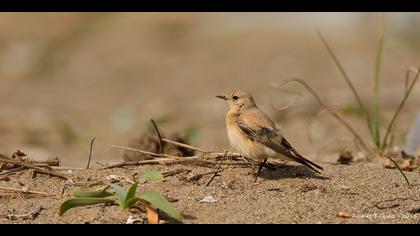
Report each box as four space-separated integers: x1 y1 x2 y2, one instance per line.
216 89 323 181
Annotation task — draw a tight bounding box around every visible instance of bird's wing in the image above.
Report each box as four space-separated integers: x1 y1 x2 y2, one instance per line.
236 111 323 173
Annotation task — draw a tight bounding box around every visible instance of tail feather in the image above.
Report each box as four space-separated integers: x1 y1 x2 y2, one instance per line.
280 138 323 174
292 153 323 174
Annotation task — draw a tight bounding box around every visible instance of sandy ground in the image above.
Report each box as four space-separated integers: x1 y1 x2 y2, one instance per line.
1 160 419 224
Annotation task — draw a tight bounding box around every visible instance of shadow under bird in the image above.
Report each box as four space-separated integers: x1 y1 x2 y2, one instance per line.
216 89 323 181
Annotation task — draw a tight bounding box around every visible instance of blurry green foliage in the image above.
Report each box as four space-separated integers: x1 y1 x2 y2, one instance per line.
341 105 365 118
56 120 78 145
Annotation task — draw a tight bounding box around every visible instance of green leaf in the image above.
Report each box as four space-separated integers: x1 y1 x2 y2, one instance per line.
140 191 183 222
370 116 381 148
123 197 140 210
341 106 365 118
73 191 114 198
371 13 387 149
381 67 420 150
126 182 138 201
109 183 127 207
139 171 164 183
59 198 115 216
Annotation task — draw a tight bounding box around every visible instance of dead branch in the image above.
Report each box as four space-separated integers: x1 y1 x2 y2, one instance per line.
87 137 96 169
161 138 208 153
0 154 70 180
3 207 44 220
206 151 228 186
100 157 248 169
150 118 164 155
0 186 51 196
0 166 26 176
51 166 85 170
0 176 10 181
112 145 179 158
162 169 192 177
28 159 60 167
187 169 223 182
106 145 249 169
363 197 420 212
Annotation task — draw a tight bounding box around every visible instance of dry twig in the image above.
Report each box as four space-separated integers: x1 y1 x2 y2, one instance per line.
0 167 25 176
161 138 208 153
106 146 248 169
363 197 419 212
3 207 44 220
278 78 373 154
187 170 223 182
151 118 164 155
206 151 228 186
0 154 70 180
28 159 60 167
162 169 192 177
0 186 51 196
52 166 84 170
86 137 96 169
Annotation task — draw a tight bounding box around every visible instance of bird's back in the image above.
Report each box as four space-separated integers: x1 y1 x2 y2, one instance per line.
238 107 279 134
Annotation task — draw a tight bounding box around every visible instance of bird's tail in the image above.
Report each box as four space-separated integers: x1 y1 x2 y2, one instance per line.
293 153 323 174
280 138 323 174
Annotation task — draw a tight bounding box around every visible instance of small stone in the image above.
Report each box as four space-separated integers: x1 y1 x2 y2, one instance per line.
199 196 217 203
337 210 351 218
126 216 143 224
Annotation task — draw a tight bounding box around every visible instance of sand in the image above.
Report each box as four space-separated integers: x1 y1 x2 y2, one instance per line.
0 161 419 224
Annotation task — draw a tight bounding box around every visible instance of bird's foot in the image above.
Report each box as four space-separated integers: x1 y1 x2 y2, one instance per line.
253 173 259 182
253 158 267 182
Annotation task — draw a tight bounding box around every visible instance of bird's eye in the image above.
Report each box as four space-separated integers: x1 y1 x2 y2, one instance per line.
232 96 239 100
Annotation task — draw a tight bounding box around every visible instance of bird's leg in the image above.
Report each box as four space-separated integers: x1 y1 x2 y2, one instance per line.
254 158 267 182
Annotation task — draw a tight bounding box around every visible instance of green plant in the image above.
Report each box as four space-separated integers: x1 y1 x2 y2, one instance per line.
314 14 419 152
56 120 79 145
139 171 164 183
59 176 183 222
109 182 140 210
277 14 418 186
371 14 387 148
140 191 183 221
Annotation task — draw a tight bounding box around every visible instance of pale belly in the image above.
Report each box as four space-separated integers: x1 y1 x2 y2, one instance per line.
226 123 290 161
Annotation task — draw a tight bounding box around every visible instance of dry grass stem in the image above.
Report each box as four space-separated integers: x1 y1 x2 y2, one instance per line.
279 79 373 155
161 138 208 153
0 186 51 196
107 144 247 169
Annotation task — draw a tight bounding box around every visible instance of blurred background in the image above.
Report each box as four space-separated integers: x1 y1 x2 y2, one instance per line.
0 13 419 166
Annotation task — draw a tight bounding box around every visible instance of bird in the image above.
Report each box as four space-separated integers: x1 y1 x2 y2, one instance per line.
216 89 323 181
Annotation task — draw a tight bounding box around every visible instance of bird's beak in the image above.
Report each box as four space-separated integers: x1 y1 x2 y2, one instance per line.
215 95 228 100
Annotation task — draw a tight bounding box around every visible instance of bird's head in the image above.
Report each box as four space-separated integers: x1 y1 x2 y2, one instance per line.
216 89 256 112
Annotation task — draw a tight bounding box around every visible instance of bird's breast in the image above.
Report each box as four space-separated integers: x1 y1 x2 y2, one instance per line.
225 112 277 160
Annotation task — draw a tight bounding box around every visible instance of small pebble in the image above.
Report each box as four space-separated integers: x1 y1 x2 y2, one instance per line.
199 196 217 203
